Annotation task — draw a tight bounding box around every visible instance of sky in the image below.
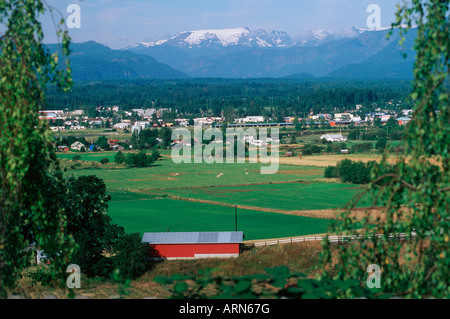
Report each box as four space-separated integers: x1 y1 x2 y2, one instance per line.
41 0 401 49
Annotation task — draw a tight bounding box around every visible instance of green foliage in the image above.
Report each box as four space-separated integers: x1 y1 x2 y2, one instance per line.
149 149 160 162
324 165 338 179
124 151 154 168
0 0 74 297
325 142 347 154
96 136 109 150
319 0 450 298
110 268 131 299
301 144 322 155
112 233 149 280
160 127 173 149
100 157 110 165
324 159 377 185
114 151 126 164
65 175 124 278
45 78 413 120
153 266 383 299
347 128 362 140
350 142 373 153
131 128 159 150
376 137 387 151
290 134 297 144
26 266 59 288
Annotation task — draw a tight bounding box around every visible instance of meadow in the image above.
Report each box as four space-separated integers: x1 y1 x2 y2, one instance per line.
155 182 370 211
107 198 334 241
58 149 373 240
65 155 325 190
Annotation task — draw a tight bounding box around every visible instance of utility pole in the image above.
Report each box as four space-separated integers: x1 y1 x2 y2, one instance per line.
235 204 238 232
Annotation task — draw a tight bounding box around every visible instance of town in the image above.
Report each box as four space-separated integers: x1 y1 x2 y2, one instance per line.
40 105 414 153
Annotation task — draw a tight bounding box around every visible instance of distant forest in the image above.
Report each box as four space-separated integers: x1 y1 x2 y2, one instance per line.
45 78 414 119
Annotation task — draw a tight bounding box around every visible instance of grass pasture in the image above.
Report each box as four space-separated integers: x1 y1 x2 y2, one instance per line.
154 182 371 212
65 156 325 190
58 149 377 240
107 198 334 241
57 151 117 163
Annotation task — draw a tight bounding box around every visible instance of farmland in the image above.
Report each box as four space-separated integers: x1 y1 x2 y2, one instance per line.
58 149 376 241
107 197 334 240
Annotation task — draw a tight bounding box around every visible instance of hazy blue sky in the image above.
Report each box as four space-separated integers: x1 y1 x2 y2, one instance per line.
42 0 401 49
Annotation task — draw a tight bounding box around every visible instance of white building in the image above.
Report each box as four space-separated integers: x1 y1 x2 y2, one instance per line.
380 115 392 123
132 108 156 118
320 134 347 142
236 116 264 123
131 121 152 134
194 117 222 126
70 141 85 151
71 110 84 115
114 122 131 130
334 113 353 121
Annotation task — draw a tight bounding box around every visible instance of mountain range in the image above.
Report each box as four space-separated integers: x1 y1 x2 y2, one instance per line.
46 41 189 81
48 27 417 81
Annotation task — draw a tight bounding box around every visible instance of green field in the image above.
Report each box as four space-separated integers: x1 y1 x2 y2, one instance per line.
65 156 325 190
57 152 117 163
154 182 370 211
107 198 334 241
58 151 371 239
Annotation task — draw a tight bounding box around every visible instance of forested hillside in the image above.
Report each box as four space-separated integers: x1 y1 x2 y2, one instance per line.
45 78 413 117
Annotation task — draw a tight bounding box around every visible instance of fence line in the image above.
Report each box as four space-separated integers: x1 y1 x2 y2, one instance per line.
252 232 417 247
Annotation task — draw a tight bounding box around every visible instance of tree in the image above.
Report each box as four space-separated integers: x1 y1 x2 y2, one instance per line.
376 137 387 151
125 151 153 168
385 116 398 138
115 151 125 164
159 127 172 149
96 136 109 150
290 134 297 144
0 1 74 297
112 233 149 280
348 128 362 140
373 117 382 128
100 158 109 165
150 149 160 163
320 0 450 298
65 176 124 278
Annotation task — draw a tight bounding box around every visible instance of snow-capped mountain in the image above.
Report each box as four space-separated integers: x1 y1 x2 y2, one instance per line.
125 27 295 50
120 26 415 79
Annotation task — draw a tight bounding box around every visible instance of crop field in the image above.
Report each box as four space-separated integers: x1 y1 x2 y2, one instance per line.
154 182 370 211
278 153 399 167
65 156 325 190
58 150 375 240
57 152 118 163
107 197 334 241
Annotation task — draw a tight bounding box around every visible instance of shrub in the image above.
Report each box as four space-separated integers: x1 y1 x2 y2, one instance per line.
114 151 125 164
324 165 338 178
27 267 58 287
125 151 153 168
350 142 373 153
324 159 377 184
150 149 160 162
112 233 149 280
301 144 322 155
100 158 109 165
325 142 347 154
376 137 387 150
